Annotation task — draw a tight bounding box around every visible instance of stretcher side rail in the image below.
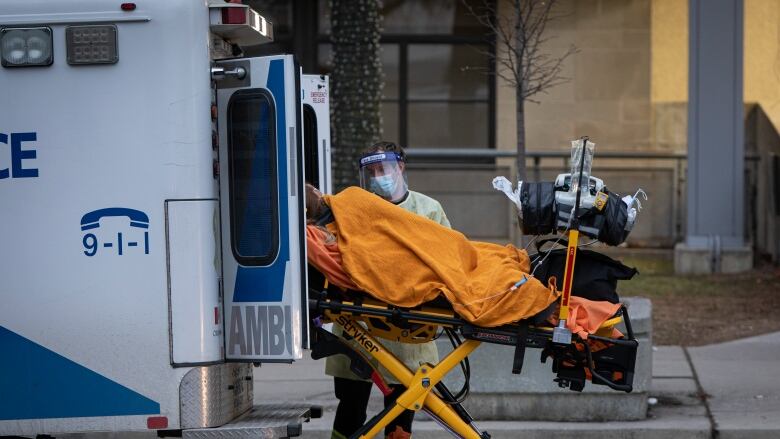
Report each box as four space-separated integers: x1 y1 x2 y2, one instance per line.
308 292 555 351
308 294 464 328
308 291 638 393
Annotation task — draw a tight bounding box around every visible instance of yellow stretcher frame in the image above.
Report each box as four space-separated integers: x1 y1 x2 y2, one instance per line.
326 310 485 439
312 291 637 438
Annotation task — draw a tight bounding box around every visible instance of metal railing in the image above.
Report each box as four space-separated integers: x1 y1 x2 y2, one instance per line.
406 148 760 245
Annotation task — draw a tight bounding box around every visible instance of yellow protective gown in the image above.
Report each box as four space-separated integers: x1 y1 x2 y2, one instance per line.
325 190 449 383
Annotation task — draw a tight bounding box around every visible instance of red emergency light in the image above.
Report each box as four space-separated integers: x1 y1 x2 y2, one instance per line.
120 3 136 11
222 0 246 24
209 0 273 46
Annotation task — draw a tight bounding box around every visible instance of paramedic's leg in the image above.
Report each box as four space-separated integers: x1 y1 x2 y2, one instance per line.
384 385 413 438
333 377 372 439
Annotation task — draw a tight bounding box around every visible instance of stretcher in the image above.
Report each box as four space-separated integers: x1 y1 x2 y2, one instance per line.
308 271 639 439
307 139 641 438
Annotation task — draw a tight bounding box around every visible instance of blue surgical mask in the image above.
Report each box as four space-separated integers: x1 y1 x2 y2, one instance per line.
369 174 398 199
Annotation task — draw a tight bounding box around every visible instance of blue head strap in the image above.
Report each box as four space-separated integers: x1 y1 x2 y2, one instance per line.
359 152 404 168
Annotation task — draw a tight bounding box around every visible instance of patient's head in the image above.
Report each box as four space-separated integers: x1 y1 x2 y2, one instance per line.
305 183 336 244
305 183 326 223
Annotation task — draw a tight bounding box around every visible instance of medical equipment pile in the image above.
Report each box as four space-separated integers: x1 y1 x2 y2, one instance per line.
493 138 647 246
308 138 643 439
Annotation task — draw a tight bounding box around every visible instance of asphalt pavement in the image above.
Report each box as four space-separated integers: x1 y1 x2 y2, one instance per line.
254 332 780 439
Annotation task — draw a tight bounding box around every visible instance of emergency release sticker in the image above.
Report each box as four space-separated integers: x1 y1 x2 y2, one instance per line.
80 208 150 256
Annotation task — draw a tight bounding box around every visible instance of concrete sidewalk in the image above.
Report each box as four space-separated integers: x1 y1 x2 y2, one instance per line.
254 332 780 438
688 332 780 439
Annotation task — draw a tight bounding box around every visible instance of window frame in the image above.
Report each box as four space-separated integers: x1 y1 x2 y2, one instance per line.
380 34 496 150
227 88 280 267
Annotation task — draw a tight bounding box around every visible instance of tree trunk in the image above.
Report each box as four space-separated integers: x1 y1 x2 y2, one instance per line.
516 86 526 183
514 0 527 184
329 0 383 191
516 77 527 245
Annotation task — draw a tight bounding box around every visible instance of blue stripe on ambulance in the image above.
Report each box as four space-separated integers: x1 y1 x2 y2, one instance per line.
232 58 288 303
0 325 160 420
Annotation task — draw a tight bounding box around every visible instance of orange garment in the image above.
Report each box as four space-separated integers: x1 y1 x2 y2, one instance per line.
386 426 411 439
547 296 622 339
306 225 358 290
323 187 560 327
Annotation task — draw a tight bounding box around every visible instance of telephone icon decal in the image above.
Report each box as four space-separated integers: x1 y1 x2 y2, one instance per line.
80 208 150 256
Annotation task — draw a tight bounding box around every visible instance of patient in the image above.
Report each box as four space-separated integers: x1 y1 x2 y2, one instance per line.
304 183 559 324
305 184 358 291
304 184 621 337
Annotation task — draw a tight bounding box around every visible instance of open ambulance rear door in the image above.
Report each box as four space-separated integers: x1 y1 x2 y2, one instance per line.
215 55 309 362
301 74 332 194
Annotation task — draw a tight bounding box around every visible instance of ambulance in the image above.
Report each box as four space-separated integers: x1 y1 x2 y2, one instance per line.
0 0 330 436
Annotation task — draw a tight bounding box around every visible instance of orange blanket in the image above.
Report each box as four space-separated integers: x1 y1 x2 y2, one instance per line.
323 187 560 327
306 226 358 291
552 296 622 339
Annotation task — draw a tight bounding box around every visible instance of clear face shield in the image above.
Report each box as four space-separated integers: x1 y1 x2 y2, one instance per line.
359 152 409 202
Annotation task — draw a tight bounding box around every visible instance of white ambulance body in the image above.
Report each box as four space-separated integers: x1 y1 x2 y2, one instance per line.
0 0 330 436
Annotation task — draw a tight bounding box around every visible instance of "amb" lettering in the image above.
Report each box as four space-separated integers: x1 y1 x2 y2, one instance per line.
228 305 293 356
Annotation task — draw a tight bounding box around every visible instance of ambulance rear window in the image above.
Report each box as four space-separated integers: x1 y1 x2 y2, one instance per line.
227 89 278 265
302 104 319 188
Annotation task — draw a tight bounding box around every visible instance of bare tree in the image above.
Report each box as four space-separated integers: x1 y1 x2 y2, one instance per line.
465 0 576 181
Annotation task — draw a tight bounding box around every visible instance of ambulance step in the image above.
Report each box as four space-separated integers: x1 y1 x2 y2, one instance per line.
182 403 322 439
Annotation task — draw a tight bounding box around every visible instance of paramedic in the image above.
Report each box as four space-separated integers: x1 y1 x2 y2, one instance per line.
327 141 451 439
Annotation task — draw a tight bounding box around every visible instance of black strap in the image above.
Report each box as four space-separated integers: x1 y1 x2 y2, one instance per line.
511 323 529 375
534 236 569 254
310 327 373 379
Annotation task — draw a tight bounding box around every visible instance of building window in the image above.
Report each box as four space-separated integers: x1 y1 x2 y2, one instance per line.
228 89 279 266
392 42 491 148
319 0 495 150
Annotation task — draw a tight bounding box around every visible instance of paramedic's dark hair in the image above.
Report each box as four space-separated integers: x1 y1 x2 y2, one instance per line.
362 141 406 162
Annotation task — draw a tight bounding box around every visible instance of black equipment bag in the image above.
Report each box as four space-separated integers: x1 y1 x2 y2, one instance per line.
532 239 637 303
597 191 630 246
574 189 630 246
520 181 556 235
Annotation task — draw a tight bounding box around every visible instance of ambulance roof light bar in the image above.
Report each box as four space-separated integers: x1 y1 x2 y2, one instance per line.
208 0 273 47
